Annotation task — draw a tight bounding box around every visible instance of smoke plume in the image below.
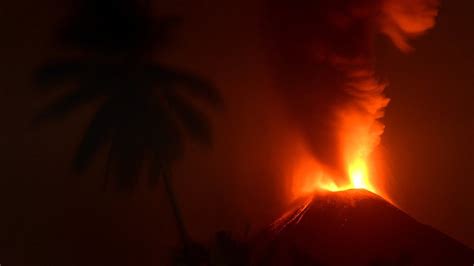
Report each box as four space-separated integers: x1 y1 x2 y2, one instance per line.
265 0 439 186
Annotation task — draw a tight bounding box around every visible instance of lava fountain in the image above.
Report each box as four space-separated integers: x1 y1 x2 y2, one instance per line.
289 61 390 199
265 0 439 201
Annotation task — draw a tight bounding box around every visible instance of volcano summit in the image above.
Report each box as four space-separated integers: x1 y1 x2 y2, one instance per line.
252 189 474 266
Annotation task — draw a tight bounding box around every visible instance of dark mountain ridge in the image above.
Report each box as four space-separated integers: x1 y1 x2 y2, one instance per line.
251 189 474 266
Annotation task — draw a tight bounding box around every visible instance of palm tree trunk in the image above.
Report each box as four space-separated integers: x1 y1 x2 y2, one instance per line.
162 170 190 248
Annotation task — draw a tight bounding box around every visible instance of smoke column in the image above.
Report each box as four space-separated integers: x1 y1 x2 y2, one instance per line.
264 0 439 190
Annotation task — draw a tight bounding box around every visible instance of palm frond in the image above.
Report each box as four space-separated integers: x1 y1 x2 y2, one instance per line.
165 91 212 146
33 86 101 123
147 65 222 108
73 99 118 172
149 100 184 160
35 61 87 89
111 138 146 189
147 105 183 185
93 99 156 189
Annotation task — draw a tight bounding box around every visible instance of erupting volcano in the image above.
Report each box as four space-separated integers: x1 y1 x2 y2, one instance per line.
266 0 441 200
255 0 474 265
252 189 474 265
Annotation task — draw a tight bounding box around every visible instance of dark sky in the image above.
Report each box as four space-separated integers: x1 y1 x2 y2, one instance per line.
1 0 473 263
378 0 474 248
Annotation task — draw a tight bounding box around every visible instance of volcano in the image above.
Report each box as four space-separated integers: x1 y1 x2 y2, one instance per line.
251 189 474 266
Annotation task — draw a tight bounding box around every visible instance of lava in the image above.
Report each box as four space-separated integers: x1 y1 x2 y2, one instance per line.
279 0 440 202
292 116 385 199
320 157 375 193
303 157 378 196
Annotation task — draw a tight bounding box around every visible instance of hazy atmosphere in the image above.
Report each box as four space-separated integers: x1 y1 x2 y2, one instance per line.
1 0 473 264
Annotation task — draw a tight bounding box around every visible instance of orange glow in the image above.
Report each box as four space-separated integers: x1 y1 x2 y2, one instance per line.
292 72 389 199
380 0 440 52
348 158 372 190
317 156 378 194
293 149 384 200
287 0 439 203
305 156 377 195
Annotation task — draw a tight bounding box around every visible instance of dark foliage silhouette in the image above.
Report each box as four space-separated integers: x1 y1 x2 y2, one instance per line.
209 231 249 266
35 0 221 250
173 242 209 266
172 230 249 266
369 253 413 266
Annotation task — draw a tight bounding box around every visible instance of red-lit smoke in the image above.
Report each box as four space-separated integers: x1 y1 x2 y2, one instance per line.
264 0 439 195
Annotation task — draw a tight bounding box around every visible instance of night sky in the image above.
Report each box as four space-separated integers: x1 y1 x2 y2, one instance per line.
1 0 474 263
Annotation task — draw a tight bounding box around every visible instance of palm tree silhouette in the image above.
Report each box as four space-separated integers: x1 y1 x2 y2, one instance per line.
35 0 221 250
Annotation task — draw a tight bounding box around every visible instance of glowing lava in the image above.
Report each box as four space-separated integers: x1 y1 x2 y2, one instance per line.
278 0 440 204
318 157 376 194
293 95 387 198
293 113 385 199
349 159 369 189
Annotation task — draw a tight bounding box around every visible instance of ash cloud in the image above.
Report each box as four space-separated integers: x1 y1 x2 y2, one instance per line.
264 0 439 182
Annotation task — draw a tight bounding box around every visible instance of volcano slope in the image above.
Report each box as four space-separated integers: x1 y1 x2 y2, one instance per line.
251 189 474 266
